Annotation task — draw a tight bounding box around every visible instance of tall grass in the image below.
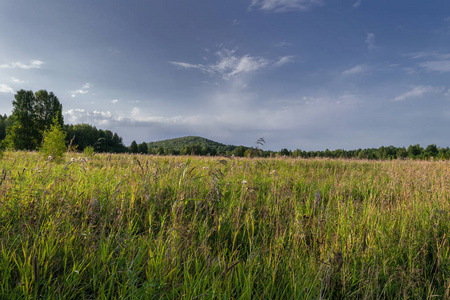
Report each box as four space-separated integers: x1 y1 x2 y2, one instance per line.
1 151 450 298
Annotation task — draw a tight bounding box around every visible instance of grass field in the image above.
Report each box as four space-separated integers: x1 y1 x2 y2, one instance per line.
1 151 450 299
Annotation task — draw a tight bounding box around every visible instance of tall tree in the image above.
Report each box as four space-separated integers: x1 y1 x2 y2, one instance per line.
34 90 63 133
0 115 9 141
6 90 40 150
138 142 148 154
129 141 138 153
6 90 63 150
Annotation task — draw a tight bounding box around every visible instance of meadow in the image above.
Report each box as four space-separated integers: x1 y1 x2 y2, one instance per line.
1 151 450 299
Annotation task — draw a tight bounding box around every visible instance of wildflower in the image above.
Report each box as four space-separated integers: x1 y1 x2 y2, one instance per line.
242 180 247 185
71 158 76 162
48 155 53 161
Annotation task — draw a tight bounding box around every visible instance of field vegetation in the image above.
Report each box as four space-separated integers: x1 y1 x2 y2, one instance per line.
1 151 450 299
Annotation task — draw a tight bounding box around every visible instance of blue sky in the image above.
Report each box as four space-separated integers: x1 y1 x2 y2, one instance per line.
1 0 450 150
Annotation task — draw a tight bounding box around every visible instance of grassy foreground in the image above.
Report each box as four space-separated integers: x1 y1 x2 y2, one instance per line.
1 151 450 299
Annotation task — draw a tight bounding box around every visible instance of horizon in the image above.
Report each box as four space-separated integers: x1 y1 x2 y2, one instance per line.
1 1 450 151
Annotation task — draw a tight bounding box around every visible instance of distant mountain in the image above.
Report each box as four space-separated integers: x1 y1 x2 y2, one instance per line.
147 136 236 154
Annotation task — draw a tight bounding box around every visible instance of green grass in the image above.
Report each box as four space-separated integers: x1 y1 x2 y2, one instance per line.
1 151 450 299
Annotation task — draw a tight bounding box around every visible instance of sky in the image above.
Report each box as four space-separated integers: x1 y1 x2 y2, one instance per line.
1 0 450 151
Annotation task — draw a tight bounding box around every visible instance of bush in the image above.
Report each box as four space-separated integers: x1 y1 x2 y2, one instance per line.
83 145 95 157
40 118 67 162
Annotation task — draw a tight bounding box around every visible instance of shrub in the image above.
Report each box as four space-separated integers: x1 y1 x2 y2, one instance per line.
40 118 66 162
83 145 95 157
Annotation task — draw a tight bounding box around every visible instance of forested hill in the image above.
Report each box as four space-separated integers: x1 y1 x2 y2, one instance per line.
147 136 237 155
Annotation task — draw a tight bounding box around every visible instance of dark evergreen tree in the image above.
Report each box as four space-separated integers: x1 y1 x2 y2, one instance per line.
129 140 138 153
138 142 148 154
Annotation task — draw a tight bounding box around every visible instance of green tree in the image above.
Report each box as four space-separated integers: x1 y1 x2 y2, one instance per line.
407 144 423 159
233 146 246 157
138 142 148 154
6 90 63 150
0 114 9 141
34 90 63 133
65 123 127 153
129 141 138 153
397 147 408 159
278 148 290 156
40 117 66 162
424 144 438 158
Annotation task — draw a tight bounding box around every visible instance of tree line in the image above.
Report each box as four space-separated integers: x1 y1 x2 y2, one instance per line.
125 141 449 160
0 89 127 153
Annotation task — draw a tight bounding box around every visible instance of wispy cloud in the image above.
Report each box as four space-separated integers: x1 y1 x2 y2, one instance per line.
393 85 444 101
0 60 44 69
273 56 296 67
342 64 370 75
366 33 375 50
0 84 14 94
407 51 450 61
419 61 450 73
112 99 119 103
275 41 292 47
10 77 27 84
405 51 450 73
71 83 93 98
170 61 206 71
250 0 325 13
353 0 362 7
170 49 294 80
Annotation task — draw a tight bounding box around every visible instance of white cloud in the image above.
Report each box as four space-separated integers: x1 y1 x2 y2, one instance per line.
112 99 119 103
353 0 362 7
0 84 14 94
170 49 294 80
169 61 207 71
71 89 88 98
0 60 44 69
366 33 375 50
273 56 295 67
342 64 370 75
393 85 444 101
65 108 112 125
228 55 269 76
250 0 325 13
404 52 450 73
131 107 140 116
71 83 93 98
10 77 27 84
419 60 450 73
